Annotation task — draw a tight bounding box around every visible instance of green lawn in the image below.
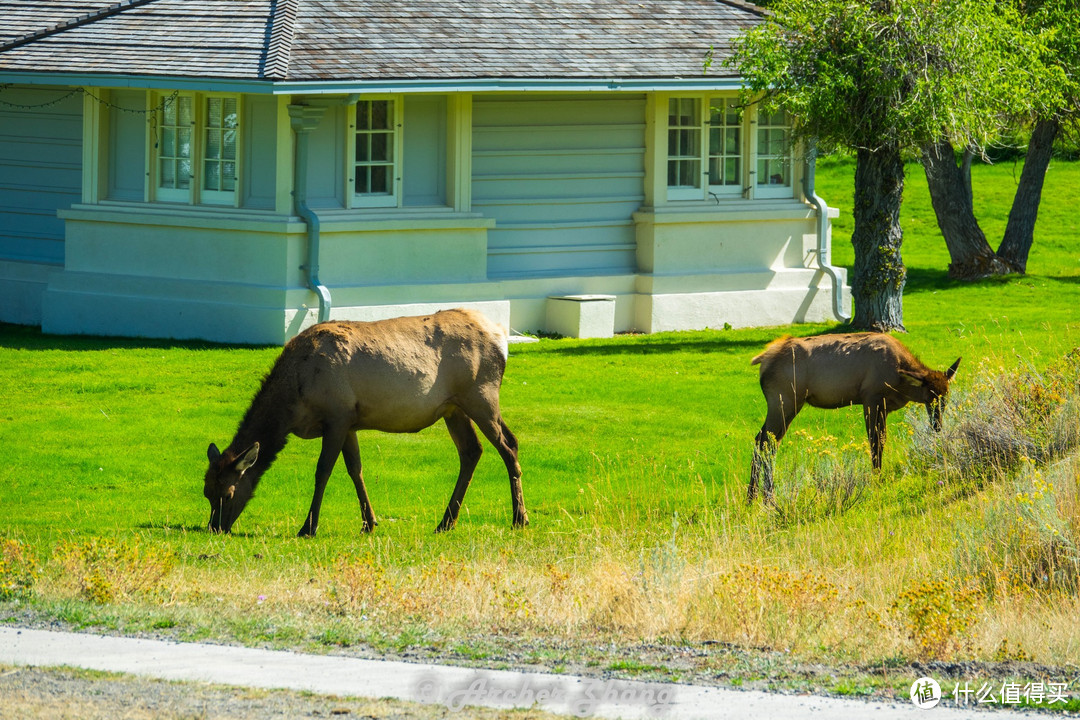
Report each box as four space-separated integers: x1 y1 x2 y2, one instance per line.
2 157 1079 702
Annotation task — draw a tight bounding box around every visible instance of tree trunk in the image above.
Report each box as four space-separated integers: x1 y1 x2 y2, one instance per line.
921 140 1019 279
998 117 1060 274
851 145 906 332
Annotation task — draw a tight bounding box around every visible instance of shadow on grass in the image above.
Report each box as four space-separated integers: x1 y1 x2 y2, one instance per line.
535 336 768 357
0 323 271 352
901 266 1080 295
136 521 260 539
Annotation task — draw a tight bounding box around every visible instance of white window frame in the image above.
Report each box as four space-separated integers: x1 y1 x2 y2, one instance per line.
149 91 241 207
665 95 749 202
754 107 794 199
347 96 402 209
152 91 194 204
199 94 241 207
666 97 704 201
706 98 745 198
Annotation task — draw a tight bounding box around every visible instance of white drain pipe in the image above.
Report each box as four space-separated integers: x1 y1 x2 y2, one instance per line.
803 145 851 323
288 104 331 323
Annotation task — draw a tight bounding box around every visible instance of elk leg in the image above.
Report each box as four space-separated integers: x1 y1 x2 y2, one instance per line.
749 394 797 504
341 430 377 533
863 400 887 470
437 409 484 533
459 390 527 529
299 426 347 537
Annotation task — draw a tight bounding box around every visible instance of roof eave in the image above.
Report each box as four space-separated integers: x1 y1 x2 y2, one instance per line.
0 71 747 95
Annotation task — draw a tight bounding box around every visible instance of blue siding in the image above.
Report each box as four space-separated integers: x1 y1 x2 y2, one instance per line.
243 96 279 211
108 90 146 202
0 87 82 264
472 95 645 278
403 95 447 207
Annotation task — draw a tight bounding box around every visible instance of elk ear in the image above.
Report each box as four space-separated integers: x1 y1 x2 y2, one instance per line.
898 369 924 388
945 357 961 381
207 443 222 463
234 442 260 474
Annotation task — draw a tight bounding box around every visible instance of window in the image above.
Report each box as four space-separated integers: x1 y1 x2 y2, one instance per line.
708 98 743 192
352 98 399 208
667 98 702 199
666 96 746 201
202 96 239 204
156 94 193 202
756 108 792 197
153 92 240 206
664 97 796 202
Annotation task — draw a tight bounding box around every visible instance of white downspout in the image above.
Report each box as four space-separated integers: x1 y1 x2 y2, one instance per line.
288 104 332 323
803 144 851 323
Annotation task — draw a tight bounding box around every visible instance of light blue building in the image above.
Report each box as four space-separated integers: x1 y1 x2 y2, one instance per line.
0 0 847 343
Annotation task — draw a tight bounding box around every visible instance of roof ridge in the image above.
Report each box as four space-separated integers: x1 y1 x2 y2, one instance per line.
262 0 299 81
0 0 162 54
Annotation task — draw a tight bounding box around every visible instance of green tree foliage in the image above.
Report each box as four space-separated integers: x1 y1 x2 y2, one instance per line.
730 0 1047 330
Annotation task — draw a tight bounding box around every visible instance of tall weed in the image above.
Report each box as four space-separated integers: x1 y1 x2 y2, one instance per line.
0 538 38 600
771 431 870 526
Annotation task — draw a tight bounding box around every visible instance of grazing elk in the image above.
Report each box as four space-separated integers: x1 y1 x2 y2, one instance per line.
749 333 960 502
203 309 527 536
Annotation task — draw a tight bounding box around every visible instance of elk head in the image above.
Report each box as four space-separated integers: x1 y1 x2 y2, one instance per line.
900 357 961 431
204 442 260 533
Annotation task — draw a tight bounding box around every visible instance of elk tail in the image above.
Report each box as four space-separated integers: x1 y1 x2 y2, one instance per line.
751 335 792 366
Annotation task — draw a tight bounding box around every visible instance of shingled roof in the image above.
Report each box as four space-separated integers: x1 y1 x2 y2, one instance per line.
0 0 764 84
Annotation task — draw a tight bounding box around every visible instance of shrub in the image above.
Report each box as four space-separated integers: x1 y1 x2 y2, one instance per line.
909 352 1080 484
53 537 175 604
954 458 1080 598
891 580 982 660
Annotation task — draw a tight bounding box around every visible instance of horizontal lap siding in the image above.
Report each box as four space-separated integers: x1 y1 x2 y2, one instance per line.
472 96 645 278
0 87 82 264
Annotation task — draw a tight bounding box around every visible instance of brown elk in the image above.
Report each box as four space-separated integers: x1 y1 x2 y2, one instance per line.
203 309 527 536
749 333 960 501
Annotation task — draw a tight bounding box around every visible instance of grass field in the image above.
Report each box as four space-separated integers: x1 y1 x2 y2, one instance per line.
2 157 1080 706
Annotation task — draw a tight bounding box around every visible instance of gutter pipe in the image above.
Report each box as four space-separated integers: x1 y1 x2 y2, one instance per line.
288 104 331 323
802 145 851 323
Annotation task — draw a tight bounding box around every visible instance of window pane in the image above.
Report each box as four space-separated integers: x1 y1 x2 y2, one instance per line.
708 157 721 185
178 158 191 189
178 128 192 159
162 98 177 126
204 160 220 191
160 160 175 188
370 165 389 193
206 130 221 160
224 131 237 161
161 127 176 157
357 102 370 130
357 167 369 194
208 98 222 128
727 158 740 186
371 133 390 162
679 159 700 187
371 101 391 130
222 162 236 191
725 128 740 154
356 135 369 163
178 97 193 126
